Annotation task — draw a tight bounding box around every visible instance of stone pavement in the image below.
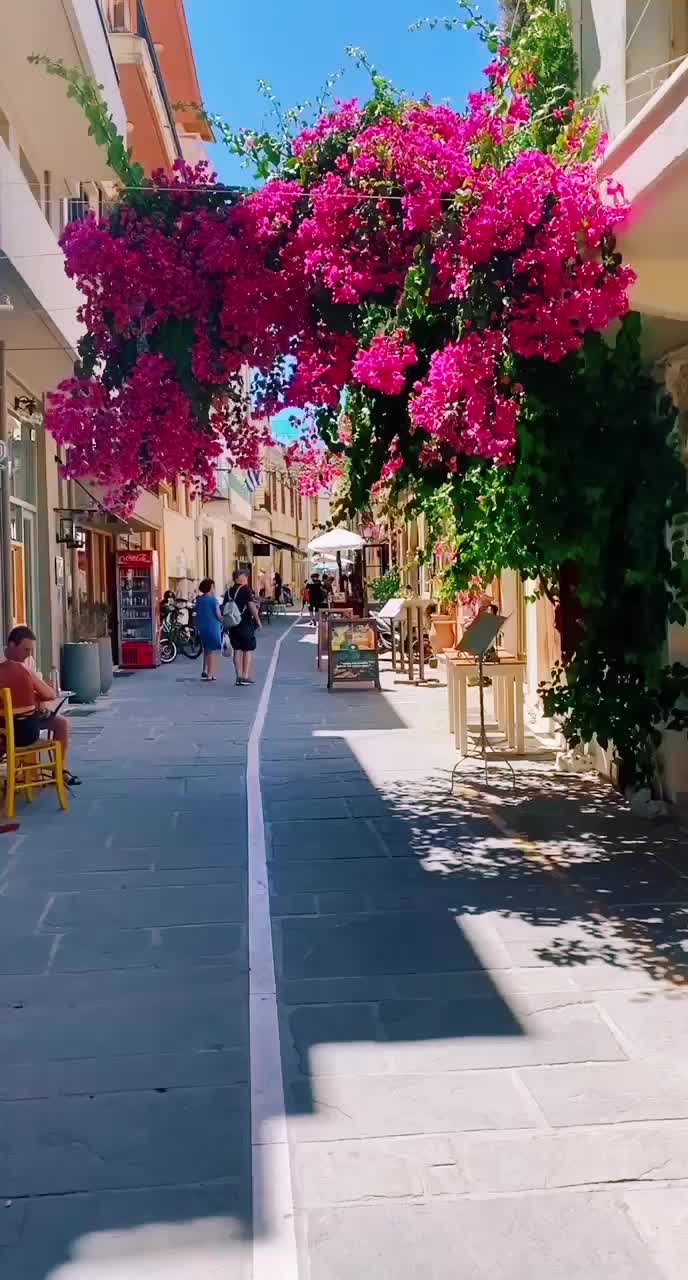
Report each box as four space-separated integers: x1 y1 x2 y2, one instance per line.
1 614 688 1277
267 621 688 1279
0 628 282 1279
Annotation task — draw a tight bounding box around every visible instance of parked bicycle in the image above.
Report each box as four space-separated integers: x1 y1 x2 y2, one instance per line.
159 602 202 663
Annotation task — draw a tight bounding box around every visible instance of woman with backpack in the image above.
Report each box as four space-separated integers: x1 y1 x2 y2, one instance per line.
224 571 262 685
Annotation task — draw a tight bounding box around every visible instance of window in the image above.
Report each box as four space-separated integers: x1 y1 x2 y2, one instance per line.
43 171 52 228
271 471 278 508
9 417 37 507
298 493 303 521
280 475 286 514
289 481 295 517
108 0 132 31
202 532 212 579
64 195 90 227
19 149 40 205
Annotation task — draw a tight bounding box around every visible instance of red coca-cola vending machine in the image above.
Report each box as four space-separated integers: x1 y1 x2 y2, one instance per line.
116 549 160 669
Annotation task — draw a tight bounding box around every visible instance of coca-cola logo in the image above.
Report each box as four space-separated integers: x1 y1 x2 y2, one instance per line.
119 552 151 567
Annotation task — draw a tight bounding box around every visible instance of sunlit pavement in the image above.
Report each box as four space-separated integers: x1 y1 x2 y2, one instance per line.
1 616 688 1277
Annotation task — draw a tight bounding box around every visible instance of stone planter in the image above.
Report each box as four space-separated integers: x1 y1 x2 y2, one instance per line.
97 636 114 694
61 642 101 704
429 613 455 654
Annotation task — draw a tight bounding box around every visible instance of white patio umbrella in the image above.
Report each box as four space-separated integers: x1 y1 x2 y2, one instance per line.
307 528 365 554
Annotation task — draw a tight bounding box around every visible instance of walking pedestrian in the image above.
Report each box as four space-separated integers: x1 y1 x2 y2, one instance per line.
229 571 262 685
195 578 222 681
273 571 283 604
308 572 326 626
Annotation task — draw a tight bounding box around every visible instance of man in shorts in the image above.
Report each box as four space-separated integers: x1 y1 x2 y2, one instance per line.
0 626 81 785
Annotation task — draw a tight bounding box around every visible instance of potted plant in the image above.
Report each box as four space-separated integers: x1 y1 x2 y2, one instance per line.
61 604 111 703
429 576 458 654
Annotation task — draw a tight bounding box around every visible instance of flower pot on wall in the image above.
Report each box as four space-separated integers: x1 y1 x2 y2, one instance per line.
61 642 101 704
97 636 114 694
429 614 455 654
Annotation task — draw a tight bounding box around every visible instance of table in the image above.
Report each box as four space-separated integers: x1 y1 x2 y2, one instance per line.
446 652 526 758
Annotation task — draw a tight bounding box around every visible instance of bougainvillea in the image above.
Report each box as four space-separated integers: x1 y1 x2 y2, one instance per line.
41 25 631 511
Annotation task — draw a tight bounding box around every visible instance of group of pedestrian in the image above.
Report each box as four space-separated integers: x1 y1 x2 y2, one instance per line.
194 572 262 686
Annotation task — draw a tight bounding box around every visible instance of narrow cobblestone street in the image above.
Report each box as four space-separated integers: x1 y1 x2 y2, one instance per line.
2 616 688 1278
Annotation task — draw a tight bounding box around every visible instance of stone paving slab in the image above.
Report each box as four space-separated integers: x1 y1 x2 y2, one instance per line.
302 1194 665 1279
0 1085 250 1198
0 1180 252 1280
521 1059 688 1125
462 1122 688 1193
287 1068 537 1140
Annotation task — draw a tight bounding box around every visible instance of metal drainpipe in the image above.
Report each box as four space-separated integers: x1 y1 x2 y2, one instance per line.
0 342 14 637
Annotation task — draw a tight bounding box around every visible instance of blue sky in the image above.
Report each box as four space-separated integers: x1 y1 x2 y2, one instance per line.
186 0 499 187
185 0 499 439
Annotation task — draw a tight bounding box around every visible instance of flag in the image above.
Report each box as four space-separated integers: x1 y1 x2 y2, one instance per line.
244 469 262 494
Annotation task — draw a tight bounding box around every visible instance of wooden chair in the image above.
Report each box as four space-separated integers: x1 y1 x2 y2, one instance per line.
0 688 69 819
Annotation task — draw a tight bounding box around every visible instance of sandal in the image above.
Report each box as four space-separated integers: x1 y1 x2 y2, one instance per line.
64 771 82 787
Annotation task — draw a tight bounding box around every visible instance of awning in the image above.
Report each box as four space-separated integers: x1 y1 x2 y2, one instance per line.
232 524 306 557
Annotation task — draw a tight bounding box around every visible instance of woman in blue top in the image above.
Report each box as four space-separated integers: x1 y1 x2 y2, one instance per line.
195 578 222 681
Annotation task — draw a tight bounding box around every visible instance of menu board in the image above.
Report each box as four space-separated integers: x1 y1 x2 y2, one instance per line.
327 618 380 690
317 607 354 669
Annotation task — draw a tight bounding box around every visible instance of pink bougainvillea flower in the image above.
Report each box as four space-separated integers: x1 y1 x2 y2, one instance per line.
352 330 418 395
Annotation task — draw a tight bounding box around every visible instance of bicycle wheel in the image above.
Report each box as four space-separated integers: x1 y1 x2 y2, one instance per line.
159 638 177 664
179 629 202 659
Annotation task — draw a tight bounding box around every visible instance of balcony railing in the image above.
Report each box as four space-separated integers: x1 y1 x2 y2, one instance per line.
626 54 686 120
105 0 181 159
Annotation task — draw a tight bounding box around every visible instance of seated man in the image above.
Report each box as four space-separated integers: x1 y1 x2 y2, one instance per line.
0 626 81 786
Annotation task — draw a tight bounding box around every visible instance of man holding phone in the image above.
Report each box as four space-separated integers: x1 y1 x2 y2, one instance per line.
0 626 81 786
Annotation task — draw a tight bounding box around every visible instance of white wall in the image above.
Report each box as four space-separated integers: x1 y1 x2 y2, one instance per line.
568 0 626 136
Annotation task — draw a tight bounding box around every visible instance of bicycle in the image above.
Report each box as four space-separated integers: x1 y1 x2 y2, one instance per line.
159 634 177 664
160 605 202 660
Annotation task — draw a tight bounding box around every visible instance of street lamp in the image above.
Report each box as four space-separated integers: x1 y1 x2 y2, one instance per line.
56 514 86 550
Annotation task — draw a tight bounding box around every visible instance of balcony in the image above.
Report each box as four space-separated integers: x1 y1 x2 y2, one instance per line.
2 0 125 178
108 0 181 173
626 54 686 119
599 53 688 323
0 134 82 382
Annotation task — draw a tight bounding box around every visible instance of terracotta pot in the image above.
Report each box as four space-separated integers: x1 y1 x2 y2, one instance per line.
429 614 455 654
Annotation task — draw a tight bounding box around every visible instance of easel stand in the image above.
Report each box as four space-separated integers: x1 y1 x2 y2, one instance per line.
448 613 516 795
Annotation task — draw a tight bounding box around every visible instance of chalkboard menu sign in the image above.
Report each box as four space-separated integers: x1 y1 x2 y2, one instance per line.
327 618 380 690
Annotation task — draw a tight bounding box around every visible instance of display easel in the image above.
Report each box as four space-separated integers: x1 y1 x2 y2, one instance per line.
449 612 516 794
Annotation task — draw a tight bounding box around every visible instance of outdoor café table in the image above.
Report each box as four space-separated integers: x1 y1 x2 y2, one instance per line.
446 650 526 757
